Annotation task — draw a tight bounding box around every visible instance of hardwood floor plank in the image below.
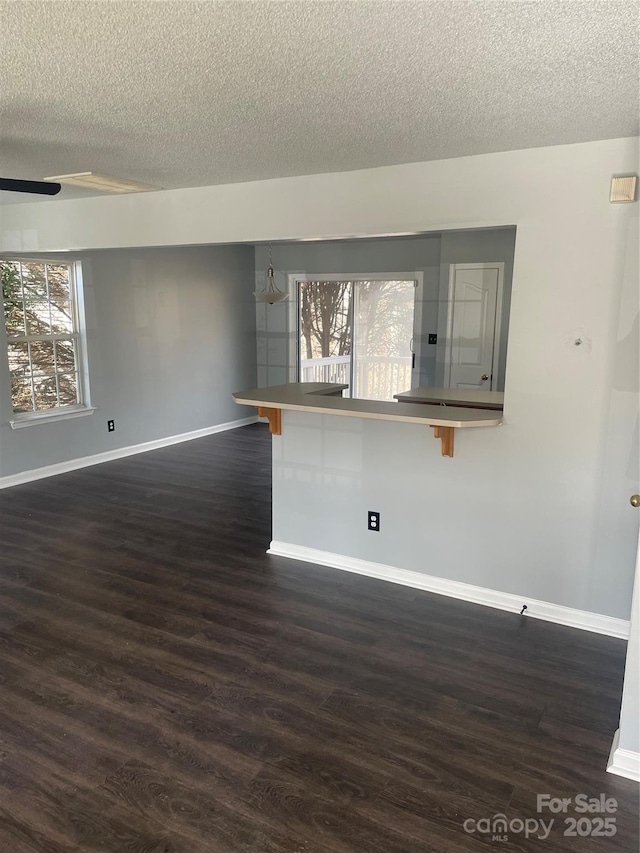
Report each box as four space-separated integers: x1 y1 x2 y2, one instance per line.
0 806 81 853
100 759 332 853
0 423 636 852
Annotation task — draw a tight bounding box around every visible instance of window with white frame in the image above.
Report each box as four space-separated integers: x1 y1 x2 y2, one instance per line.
297 277 417 401
1 259 88 418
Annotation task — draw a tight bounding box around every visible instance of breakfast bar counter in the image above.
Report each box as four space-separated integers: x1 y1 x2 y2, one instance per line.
233 382 502 458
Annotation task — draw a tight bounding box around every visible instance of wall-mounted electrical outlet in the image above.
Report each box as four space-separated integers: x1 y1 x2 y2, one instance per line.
107 419 115 432
368 510 380 532
428 333 437 345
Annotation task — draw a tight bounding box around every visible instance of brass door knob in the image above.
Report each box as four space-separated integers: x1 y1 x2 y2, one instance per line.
481 374 489 381
631 495 640 508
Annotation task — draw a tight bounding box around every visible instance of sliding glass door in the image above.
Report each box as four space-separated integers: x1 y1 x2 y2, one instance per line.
298 279 415 401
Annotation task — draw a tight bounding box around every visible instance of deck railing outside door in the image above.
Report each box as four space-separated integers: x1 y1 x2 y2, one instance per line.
300 355 411 401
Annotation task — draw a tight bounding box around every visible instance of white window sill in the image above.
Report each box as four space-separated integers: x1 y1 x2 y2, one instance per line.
10 406 96 430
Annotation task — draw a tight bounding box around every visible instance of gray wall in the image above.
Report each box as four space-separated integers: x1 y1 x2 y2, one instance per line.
268 199 638 623
254 229 515 390
0 244 257 477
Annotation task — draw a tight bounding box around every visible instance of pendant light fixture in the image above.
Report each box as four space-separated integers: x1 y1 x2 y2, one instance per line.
254 243 288 303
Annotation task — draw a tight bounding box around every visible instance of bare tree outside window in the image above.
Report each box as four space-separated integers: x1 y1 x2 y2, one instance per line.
2 260 83 414
298 279 414 400
299 281 352 360
355 280 414 359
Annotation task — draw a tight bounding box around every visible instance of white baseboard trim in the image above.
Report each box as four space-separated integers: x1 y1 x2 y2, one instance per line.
607 729 640 783
267 541 630 640
0 416 259 490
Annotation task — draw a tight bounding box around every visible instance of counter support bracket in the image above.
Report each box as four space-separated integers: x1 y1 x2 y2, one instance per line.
432 425 454 458
258 406 282 435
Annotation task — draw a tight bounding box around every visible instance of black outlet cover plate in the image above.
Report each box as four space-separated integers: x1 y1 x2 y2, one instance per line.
368 511 380 532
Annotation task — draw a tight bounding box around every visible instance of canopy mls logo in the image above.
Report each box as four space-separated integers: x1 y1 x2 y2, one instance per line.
463 814 553 842
463 794 619 842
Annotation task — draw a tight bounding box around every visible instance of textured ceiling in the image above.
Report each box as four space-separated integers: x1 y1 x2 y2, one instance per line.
1 0 638 204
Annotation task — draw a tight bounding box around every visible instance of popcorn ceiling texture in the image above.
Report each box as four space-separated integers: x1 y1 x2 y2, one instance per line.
1 0 638 203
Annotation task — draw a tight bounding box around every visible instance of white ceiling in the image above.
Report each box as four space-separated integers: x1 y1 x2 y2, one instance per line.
1 0 638 204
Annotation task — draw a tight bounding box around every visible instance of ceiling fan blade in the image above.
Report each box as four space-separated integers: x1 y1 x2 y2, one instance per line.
0 177 62 195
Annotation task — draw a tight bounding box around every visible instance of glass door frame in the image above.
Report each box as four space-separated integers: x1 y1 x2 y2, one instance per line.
291 271 424 398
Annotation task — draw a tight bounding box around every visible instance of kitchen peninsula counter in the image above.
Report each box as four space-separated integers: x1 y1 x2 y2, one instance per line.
233 382 502 458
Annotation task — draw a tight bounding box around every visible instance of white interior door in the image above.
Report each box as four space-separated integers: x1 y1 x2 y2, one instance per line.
446 263 503 390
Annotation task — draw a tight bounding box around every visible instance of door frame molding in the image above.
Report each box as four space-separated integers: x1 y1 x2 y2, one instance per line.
444 262 505 391
289 271 424 394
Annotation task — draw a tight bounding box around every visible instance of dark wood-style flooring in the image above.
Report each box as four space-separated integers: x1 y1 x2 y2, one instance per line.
0 423 637 852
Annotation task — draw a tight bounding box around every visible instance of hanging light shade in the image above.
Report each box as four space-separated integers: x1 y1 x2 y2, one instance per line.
254 244 288 303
